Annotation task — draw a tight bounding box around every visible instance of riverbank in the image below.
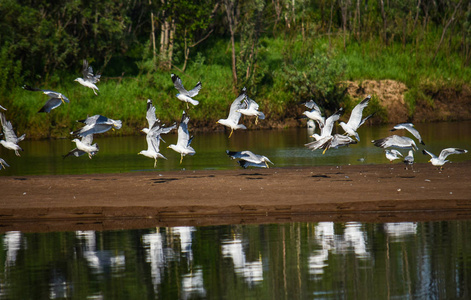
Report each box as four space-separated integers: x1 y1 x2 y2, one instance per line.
1 161 470 232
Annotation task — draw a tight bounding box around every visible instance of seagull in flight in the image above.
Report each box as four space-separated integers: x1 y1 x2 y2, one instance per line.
0 112 25 156
302 100 325 129
139 120 168 168
171 74 202 108
372 135 418 150
22 85 70 113
71 115 122 137
226 150 274 168
69 134 99 159
237 95 265 125
75 59 101 95
217 87 247 138
305 108 349 154
339 95 373 141
422 148 468 170
142 99 176 141
0 158 9 170
168 111 196 164
385 149 403 163
390 123 425 145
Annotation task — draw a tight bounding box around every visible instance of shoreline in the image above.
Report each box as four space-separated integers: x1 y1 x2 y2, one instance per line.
1 162 470 232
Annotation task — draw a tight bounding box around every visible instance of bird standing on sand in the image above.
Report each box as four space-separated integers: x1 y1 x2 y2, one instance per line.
339 95 373 141
226 150 273 168
0 112 25 156
390 123 425 145
168 111 196 164
70 134 99 159
422 148 468 170
217 88 247 138
75 59 101 95
22 85 70 113
403 150 414 170
171 74 202 109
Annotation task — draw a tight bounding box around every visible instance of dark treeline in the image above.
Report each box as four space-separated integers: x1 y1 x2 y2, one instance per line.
1 0 470 91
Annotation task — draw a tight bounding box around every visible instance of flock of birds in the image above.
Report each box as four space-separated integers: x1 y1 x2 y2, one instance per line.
0 59 468 171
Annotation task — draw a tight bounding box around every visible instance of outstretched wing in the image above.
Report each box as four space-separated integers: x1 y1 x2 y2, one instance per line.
82 59 100 84
391 123 424 145
0 112 19 143
187 81 202 97
347 95 370 130
438 148 467 160
171 74 188 94
176 112 191 148
146 99 158 128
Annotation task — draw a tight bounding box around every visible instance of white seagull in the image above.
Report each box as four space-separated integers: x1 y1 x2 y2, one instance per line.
403 150 414 169
302 100 325 129
0 112 25 156
422 148 468 170
385 149 403 163
168 111 196 164
171 74 202 108
139 120 168 168
143 99 176 141
23 85 70 113
226 150 274 168
339 95 373 141
372 135 418 150
236 95 265 125
390 123 425 145
70 134 99 159
217 88 247 138
0 158 9 170
71 115 122 137
75 59 101 95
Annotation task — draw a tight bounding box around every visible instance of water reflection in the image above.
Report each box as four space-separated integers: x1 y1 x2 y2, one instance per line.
1 221 470 299
1 121 469 176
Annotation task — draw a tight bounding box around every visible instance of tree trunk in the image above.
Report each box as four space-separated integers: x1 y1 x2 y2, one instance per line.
379 0 388 45
433 0 462 62
149 0 156 63
224 0 238 88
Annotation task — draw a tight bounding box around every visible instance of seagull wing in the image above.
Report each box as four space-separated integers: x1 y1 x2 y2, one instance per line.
187 81 202 97
171 74 188 94
239 151 264 164
438 148 468 160
0 112 19 143
303 100 321 113
227 92 246 125
422 149 437 159
347 95 370 130
38 97 62 113
322 108 343 136
146 99 158 128
81 134 94 146
176 112 191 148
82 60 100 84
391 123 424 145
373 135 417 149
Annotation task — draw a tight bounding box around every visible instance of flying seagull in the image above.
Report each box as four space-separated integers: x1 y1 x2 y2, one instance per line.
390 123 425 145
168 111 196 164
226 150 274 168
142 99 176 141
71 115 122 137
0 112 25 156
237 95 265 125
422 148 468 170
339 95 373 141
305 108 347 154
302 100 325 129
22 85 70 113
372 135 418 150
139 120 168 168
238 160 270 169
403 150 414 170
217 87 247 138
70 134 99 159
171 74 202 108
0 158 9 170
75 59 101 95
385 149 403 163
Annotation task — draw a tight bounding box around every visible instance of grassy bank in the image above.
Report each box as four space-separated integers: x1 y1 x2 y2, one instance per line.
2 35 471 139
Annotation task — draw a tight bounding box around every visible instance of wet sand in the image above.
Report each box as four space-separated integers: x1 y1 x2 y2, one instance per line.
1 162 470 232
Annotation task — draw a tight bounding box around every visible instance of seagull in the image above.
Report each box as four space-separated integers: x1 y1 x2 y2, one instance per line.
22 85 70 113
339 95 373 141
139 120 168 168
217 88 247 138
71 115 122 137
0 112 25 156
70 134 99 159
422 148 468 170
305 108 345 154
302 100 325 129
74 59 101 95
0 158 9 170
372 135 418 150
168 111 196 164
226 150 274 168
385 149 403 163
238 160 270 169
236 95 265 125
311 108 343 141
403 150 414 169
391 123 425 145
171 74 202 108
143 99 176 141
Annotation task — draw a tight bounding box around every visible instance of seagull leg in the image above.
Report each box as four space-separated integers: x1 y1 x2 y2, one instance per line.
186 102 189 110
255 116 259 125
180 154 183 164
88 153 92 159
154 158 157 168
265 161 269 168
228 129 234 138
93 89 98 96
15 150 20 157
322 148 328 155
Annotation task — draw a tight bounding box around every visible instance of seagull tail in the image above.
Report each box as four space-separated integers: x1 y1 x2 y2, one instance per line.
188 98 199 106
